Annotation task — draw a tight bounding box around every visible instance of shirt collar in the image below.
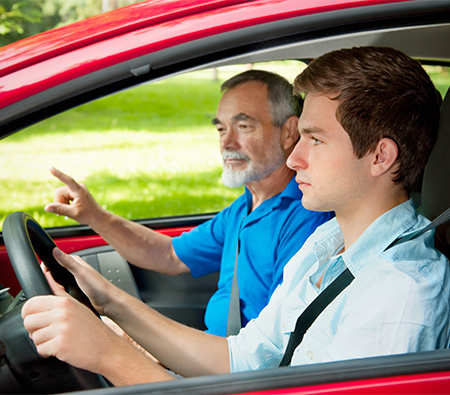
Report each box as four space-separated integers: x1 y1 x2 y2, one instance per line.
280 176 304 200
244 176 302 212
312 199 419 277
343 199 418 275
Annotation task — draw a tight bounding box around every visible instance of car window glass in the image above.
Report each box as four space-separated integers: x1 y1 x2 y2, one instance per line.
0 62 447 230
0 62 300 229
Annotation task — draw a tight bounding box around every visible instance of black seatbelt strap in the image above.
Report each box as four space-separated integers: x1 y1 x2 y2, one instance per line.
279 206 450 367
278 268 354 367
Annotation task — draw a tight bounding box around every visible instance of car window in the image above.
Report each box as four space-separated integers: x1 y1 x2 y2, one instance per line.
428 64 450 98
0 62 448 230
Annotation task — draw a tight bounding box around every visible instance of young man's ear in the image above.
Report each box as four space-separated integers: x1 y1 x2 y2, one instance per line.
281 115 300 151
371 137 399 177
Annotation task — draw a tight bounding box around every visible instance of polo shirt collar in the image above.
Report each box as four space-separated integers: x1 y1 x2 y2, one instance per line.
243 176 301 223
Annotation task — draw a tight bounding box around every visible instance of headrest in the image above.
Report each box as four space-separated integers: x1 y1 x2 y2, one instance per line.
420 88 450 258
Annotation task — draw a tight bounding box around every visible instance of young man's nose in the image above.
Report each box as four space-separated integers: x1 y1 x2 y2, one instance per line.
286 139 308 171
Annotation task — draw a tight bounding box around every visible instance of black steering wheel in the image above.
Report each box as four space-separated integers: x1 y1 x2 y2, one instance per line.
0 212 107 393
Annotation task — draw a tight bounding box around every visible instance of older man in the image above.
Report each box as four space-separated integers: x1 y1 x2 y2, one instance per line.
44 70 332 336
23 47 449 386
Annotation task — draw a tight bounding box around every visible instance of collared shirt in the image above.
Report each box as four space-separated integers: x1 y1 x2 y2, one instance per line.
228 199 450 371
172 177 333 336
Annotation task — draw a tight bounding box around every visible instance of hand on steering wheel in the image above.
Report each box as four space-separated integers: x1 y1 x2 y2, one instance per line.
2 212 107 391
3 212 97 313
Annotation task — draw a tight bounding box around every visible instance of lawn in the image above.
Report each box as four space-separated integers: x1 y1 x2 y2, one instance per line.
0 67 243 229
0 62 448 230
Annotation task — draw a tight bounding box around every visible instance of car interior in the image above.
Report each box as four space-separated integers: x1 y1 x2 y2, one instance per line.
1 1 450 393
63 16 450 332
422 89 450 259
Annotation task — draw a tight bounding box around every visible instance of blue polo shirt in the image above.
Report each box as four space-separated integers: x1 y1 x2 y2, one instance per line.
172 177 334 336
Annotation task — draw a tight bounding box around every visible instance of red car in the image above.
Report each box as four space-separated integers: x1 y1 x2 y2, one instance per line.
0 0 449 393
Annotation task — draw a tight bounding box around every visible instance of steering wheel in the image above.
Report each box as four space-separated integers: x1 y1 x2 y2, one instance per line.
0 212 107 393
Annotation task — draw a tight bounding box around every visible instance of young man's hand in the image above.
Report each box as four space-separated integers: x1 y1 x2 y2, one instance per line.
46 248 121 316
22 248 177 385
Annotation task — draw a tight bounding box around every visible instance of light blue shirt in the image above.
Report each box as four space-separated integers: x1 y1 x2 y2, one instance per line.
173 177 333 336
228 200 450 371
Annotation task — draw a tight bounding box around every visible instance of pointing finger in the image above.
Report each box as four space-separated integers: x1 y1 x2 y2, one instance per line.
49 166 82 192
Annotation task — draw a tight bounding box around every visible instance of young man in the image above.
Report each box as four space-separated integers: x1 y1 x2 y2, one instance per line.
44 70 332 336
22 46 449 386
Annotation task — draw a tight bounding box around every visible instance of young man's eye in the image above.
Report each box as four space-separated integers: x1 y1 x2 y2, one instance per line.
312 137 322 145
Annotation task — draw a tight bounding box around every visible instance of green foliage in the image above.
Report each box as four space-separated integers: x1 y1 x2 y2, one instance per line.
0 71 245 229
0 63 448 231
32 76 223 134
425 65 450 98
0 0 142 46
0 1 42 36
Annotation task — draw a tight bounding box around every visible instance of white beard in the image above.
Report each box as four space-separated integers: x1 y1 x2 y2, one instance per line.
221 139 286 188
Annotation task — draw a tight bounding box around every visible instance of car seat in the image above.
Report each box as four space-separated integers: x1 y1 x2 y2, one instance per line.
419 87 450 259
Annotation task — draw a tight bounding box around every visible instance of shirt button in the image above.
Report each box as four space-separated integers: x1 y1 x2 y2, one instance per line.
307 351 314 360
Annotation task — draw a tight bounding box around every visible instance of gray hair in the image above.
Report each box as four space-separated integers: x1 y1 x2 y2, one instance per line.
221 69 302 128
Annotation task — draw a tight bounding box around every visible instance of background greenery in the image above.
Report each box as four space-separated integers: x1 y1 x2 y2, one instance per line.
0 63 449 230
0 63 300 229
0 0 140 46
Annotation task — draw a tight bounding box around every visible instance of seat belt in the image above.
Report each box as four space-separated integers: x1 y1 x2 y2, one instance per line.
226 239 242 336
386 207 450 250
279 207 450 367
279 268 354 367
227 217 245 336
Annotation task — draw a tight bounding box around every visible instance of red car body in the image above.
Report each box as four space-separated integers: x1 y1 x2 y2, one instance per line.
0 0 415 303
0 0 449 394
0 0 410 108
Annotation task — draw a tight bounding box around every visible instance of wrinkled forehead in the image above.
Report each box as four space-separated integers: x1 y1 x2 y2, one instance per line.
216 84 273 123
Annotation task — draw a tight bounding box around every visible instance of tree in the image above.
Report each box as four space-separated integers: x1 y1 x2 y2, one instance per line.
0 1 43 43
0 0 140 47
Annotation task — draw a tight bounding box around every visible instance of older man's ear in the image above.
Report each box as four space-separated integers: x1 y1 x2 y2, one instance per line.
281 115 300 152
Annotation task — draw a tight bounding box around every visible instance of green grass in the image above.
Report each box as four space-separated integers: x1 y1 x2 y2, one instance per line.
426 65 450 98
0 69 248 229
0 129 242 227
0 62 449 230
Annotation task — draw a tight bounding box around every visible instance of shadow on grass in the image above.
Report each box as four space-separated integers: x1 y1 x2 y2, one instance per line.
7 79 222 142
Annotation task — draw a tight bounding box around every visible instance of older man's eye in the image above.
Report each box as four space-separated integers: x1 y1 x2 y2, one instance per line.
239 123 256 133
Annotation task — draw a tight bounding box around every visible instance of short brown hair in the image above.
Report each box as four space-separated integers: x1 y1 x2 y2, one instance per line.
294 46 441 194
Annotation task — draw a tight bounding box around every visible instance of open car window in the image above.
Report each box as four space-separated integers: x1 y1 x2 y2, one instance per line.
1 61 448 231
1 1 450 392
0 61 306 230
